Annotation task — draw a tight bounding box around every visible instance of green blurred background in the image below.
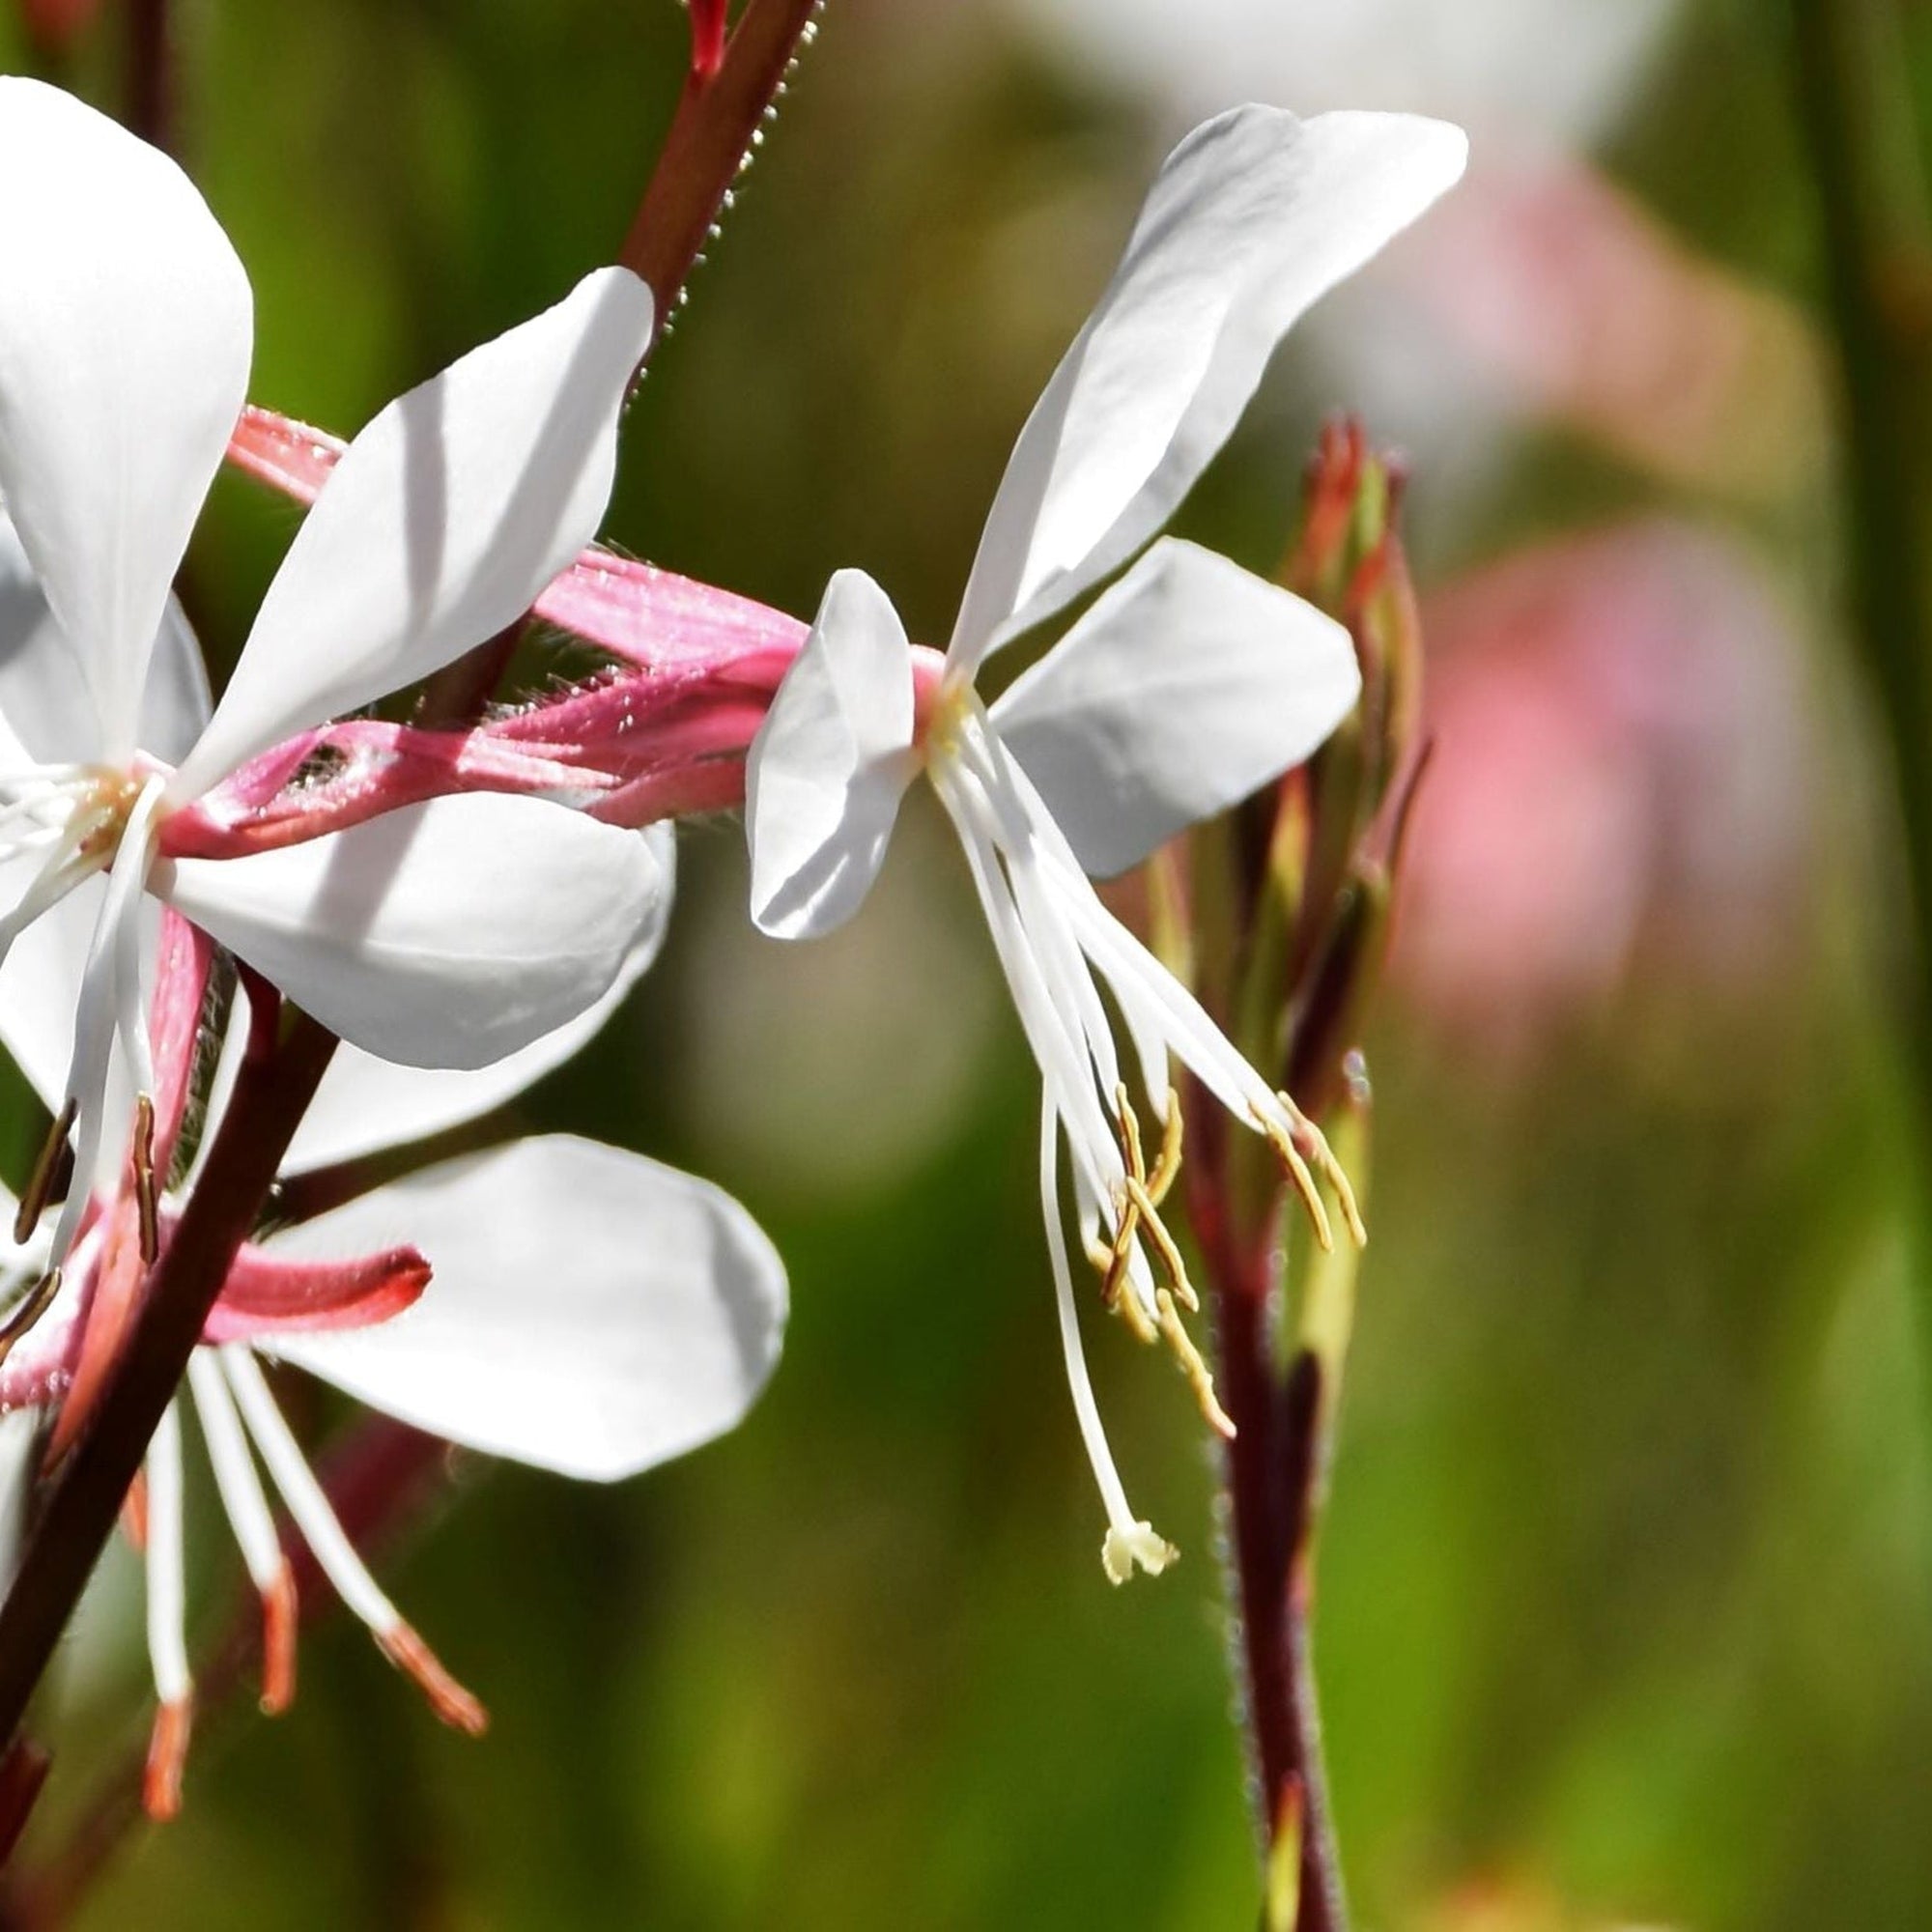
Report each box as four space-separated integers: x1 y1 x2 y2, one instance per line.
2 0 1922 1925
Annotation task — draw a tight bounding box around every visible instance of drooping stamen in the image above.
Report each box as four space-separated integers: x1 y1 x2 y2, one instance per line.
1249 1103 1335 1255
1275 1090 1366 1249
218 1349 487 1734
376 1626 489 1737
261 1563 299 1719
14 1099 75 1244
131 1094 159 1266
1124 1177 1199 1312
1040 1098 1176 1585
187 1351 298 1715
1147 1102 1183 1208
122 1466 150 1551
143 1405 192 1821
0 1269 61 1367
1154 1288 1235 1438
143 1698 192 1825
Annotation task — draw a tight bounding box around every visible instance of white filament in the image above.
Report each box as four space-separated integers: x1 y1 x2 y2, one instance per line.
1038 1095 1139 1539
218 1348 399 1635
144 1403 190 1706
186 1350 283 1594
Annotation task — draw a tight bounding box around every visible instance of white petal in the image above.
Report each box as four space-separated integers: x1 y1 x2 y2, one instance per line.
746 569 917 939
154 794 668 1070
141 598 214 766
0 875 114 1114
264 1136 787 1481
989 539 1360 877
0 512 212 767
0 1408 41 1597
0 79 250 759
949 106 1465 673
174 267 655 799
282 825 675 1172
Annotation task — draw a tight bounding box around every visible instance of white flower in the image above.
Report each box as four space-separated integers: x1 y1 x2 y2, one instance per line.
1015 0 1675 154
0 80 667 1274
744 105 1465 1578
0 939 786 1814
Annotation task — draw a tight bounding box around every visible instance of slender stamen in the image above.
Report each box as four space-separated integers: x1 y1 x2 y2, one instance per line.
144 1699 191 1826
1123 1177 1199 1312
375 1627 489 1736
131 1094 159 1265
186 1352 298 1715
0 1269 60 1367
1147 1102 1183 1208
143 1404 191 1821
122 1467 150 1549
1039 1098 1176 1584
1154 1288 1235 1438
218 1349 487 1733
14 1099 76 1244
1276 1090 1367 1248
933 761 1122 1206
1249 1104 1335 1254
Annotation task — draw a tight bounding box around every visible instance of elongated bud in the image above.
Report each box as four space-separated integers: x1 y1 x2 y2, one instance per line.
688 0 729 77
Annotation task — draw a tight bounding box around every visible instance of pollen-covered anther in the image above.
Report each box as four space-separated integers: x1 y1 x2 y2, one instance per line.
131 1093 160 1265
14 1097 74 1244
143 1695 192 1822
260 1561 298 1717
1154 1288 1235 1439
1123 1177 1199 1315
378 1622 489 1737
1251 1102 1335 1252
1093 1209 1157 1343
1146 1100 1183 1208
0 1267 61 1367
1278 1092 1367 1249
122 1467 150 1551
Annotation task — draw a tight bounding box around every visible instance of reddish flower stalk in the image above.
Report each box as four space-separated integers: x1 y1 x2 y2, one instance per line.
1175 421 1426 1932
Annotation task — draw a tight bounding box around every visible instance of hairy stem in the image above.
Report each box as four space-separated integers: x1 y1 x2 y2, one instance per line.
616 0 822 329
1202 1193 1346 1932
417 0 821 723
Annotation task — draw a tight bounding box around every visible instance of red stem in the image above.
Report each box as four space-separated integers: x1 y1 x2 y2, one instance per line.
1195 1163 1346 1932
617 0 823 327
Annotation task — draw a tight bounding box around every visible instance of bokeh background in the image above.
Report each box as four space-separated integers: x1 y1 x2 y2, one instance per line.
0 0 1921 1925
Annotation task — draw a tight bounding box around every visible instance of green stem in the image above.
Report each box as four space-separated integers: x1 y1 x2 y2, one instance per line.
1790 0 1932 1131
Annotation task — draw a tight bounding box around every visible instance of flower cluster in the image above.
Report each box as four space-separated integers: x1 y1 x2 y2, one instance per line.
0 70 1464 1814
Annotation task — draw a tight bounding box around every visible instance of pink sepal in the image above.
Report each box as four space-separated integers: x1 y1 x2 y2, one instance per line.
160 722 619 860
227 405 807 676
201 1241 432 1343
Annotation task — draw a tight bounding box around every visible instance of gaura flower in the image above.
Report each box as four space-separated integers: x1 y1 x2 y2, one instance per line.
0 79 665 1275
745 105 1466 1578
0 911 786 1819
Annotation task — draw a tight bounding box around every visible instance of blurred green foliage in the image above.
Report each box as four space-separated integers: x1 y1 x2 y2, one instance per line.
0 0 1924 1925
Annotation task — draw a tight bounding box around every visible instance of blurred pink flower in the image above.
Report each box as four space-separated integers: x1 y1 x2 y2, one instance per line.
1399 156 1825 508
1395 522 1812 1060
